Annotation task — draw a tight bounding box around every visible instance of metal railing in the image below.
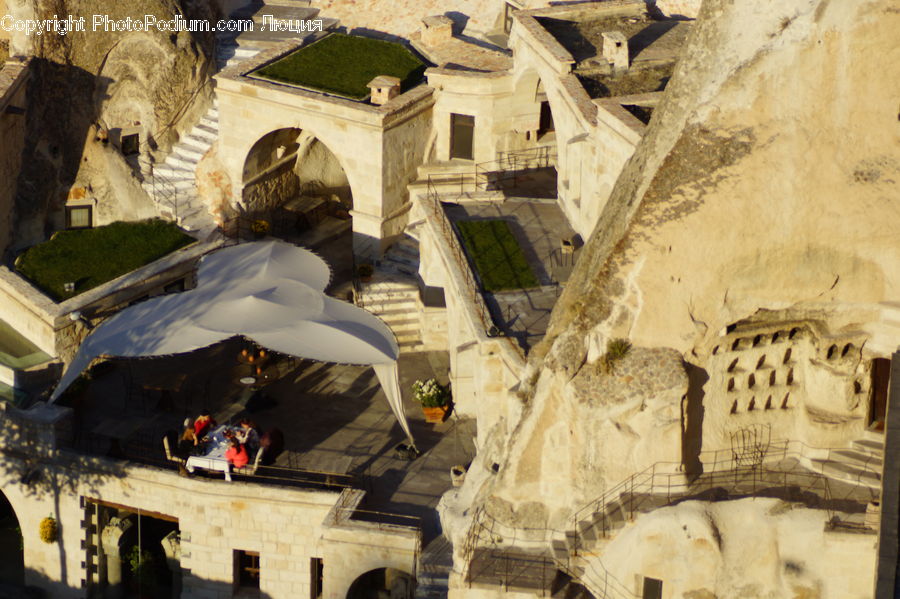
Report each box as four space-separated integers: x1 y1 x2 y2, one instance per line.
137 74 215 225
423 178 495 334
461 438 880 599
72 430 360 492
475 145 555 192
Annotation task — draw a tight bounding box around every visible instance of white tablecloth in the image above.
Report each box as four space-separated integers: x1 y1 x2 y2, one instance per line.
185 426 233 481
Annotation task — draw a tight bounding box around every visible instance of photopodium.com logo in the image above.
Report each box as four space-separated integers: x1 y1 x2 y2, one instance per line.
0 14 324 36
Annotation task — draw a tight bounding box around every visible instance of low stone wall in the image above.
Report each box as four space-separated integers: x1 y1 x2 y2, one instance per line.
0 236 225 370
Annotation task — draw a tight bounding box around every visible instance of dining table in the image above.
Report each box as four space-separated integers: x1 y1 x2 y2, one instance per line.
185 425 235 481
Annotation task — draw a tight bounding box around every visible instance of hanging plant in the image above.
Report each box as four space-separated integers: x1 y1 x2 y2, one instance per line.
39 516 58 544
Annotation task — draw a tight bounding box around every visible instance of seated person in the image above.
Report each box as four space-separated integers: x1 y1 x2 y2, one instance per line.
176 426 198 460
235 419 260 454
193 412 216 438
225 439 249 469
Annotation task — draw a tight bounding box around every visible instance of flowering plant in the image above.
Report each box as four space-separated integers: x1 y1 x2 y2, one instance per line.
412 379 451 408
251 219 270 235
39 516 57 544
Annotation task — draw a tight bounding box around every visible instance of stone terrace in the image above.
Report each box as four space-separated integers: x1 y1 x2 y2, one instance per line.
444 189 578 352
66 342 474 542
538 11 691 99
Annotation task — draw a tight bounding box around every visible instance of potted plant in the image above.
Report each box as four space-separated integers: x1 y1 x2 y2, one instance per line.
413 379 451 423
126 546 158 598
251 219 270 239
357 263 374 282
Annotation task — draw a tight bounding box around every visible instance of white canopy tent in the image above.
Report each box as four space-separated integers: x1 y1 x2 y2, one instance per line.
50 240 414 446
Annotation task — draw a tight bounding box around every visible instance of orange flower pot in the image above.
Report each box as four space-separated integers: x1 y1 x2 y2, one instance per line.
422 406 449 423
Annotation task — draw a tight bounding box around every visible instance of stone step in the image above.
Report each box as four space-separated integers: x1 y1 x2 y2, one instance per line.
173 144 206 161
200 115 219 129
831 448 882 470
812 459 881 490
152 164 193 180
183 135 214 152
192 122 219 139
166 153 201 170
852 437 884 454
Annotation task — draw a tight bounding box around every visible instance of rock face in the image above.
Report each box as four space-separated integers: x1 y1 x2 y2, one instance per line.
453 0 900 540
598 498 875 598
9 0 215 251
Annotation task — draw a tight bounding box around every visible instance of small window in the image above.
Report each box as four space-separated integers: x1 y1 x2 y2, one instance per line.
234 550 260 591
310 558 323 599
121 133 140 156
642 576 663 599
66 205 93 229
450 113 475 161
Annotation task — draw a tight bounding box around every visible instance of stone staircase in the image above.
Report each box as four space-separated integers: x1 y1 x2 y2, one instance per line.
416 535 453 599
142 0 331 236
141 100 220 237
807 432 884 491
357 224 425 353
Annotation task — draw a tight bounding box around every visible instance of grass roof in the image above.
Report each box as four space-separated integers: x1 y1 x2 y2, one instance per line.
252 33 427 100
16 219 194 302
456 219 539 292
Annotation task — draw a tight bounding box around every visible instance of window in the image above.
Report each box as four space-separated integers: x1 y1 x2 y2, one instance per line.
642 576 663 599
234 550 260 591
121 133 140 156
66 205 92 229
450 113 475 161
310 557 323 599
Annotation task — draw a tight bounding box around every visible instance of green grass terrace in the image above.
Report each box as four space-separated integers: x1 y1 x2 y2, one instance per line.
456 219 539 292
251 33 427 101
15 220 194 302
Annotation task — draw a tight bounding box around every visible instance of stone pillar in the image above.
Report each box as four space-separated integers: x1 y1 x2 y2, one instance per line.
161 530 182 599
101 516 133 599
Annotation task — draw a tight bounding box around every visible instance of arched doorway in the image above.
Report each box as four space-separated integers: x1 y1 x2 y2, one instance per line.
0 491 23 590
238 128 353 244
535 79 555 142
346 567 413 599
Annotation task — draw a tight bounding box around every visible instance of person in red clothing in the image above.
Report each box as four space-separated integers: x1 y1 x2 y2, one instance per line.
193 412 216 438
225 439 249 469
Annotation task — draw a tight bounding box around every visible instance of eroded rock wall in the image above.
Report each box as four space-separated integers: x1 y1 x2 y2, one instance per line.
450 0 900 546
10 0 216 250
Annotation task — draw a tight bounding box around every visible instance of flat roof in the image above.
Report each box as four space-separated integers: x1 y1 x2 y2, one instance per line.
250 33 427 101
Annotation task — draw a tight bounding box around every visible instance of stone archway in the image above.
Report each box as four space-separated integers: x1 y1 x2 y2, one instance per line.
0 490 23 589
240 128 353 243
346 567 414 599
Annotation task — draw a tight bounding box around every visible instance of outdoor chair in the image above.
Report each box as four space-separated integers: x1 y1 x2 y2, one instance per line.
235 446 266 476
162 433 184 465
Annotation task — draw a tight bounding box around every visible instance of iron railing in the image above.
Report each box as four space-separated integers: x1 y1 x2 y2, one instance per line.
461 438 880 599
423 178 495 334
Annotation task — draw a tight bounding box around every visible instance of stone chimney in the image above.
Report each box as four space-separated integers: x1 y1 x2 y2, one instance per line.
367 76 402 106
421 15 454 46
601 31 629 71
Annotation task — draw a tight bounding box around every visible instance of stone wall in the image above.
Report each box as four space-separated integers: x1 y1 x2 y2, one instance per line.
598 498 876 599
214 40 435 258
0 237 221 368
0 405 418 599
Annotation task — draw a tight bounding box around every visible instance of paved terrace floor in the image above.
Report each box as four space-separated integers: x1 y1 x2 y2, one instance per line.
444 185 578 352
69 344 474 542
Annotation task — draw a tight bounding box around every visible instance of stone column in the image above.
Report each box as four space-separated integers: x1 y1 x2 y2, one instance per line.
100 516 133 599
161 530 182 599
